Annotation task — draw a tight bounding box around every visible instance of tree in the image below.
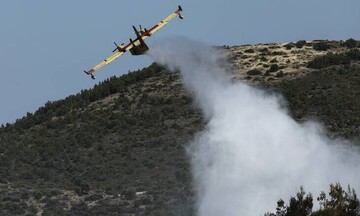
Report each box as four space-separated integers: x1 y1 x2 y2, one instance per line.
313 42 330 51
269 64 279 72
296 40 307 48
342 38 358 49
316 183 360 216
266 184 360 216
276 199 287 216
286 187 313 216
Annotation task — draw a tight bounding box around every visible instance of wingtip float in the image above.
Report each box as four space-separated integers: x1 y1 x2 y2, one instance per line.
84 5 184 80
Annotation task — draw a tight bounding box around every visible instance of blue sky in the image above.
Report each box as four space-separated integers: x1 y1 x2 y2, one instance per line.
0 0 359 124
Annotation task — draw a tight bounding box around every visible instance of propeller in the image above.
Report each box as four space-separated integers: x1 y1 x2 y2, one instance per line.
139 25 150 36
112 41 124 52
140 25 148 34
112 41 118 52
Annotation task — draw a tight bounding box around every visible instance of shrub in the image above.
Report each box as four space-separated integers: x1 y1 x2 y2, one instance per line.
270 58 278 63
260 56 268 61
295 40 307 48
313 41 330 51
246 69 262 76
342 38 358 48
47 189 62 197
244 48 255 53
271 51 286 56
3 202 25 215
284 43 295 50
2 196 20 202
347 49 360 61
140 196 153 205
85 194 103 202
307 53 350 69
276 71 285 78
260 48 269 53
123 188 136 200
269 64 279 72
68 202 90 215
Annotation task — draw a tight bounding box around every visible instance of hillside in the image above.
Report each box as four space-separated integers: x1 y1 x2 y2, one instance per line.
1 39 360 215
226 39 360 138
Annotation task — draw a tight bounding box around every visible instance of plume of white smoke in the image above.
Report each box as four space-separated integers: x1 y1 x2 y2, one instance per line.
147 37 360 216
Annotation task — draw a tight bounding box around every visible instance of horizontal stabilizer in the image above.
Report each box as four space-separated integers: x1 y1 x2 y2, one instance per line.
84 70 96 79
176 5 184 19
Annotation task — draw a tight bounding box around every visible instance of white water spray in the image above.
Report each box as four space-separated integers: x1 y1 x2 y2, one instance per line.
148 37 360 216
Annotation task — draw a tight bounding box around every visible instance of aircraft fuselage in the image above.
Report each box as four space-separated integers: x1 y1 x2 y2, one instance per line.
129 41 149 55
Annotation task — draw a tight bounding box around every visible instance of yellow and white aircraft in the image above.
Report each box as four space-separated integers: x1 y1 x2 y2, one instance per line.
84 5 184 79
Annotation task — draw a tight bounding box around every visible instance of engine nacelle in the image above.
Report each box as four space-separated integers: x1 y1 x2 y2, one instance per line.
112 42 125 52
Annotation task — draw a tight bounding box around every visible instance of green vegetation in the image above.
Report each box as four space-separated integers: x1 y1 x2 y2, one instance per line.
284 43 295 50
0 63 201 215
275 71 285 78
244 48 255 53
265 183 360 216
313 41 331 51
269 64 279 72
307 49 360 69
307 53 350 69
342 38 359 49
347 49 360 61
295 40 307 48
1 40 360 215
273 65 360 138
271 51 286 56
247 69 263 76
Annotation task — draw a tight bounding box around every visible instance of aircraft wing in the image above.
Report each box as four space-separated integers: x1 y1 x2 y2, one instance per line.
84 44 134 79
141 5 183 41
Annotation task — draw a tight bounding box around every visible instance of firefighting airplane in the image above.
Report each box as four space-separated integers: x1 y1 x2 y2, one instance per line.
84 6 184 79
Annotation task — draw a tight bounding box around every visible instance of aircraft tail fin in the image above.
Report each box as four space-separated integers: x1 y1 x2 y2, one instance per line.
84 70 96 79
132 25 148 46
132 25 141 38
177 5 184 19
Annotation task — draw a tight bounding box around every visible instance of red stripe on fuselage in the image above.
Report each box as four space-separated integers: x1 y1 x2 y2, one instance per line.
148 24 159 32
